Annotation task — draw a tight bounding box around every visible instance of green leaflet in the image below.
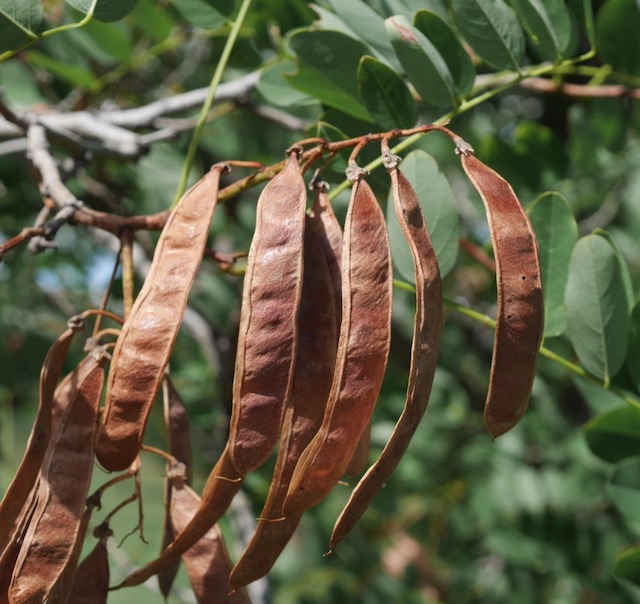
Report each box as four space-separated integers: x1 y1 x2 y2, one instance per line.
451 0 525 70
565 233 630 386
528 192 578 338
357 56 417 129
0 0 41 53
386 14 457 107
65 0 140 22
584 407 640 465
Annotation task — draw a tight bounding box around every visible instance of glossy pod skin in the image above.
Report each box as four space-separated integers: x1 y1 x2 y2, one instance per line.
95 165 226 472
229 214 339 589
460 151 544 437
228 149 307 476
330 153 443 551
283 174 392 517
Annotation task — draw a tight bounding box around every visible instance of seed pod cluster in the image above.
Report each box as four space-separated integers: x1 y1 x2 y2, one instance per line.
2 126 543 600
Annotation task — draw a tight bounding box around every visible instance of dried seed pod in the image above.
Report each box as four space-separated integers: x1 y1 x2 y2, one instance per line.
308 186 371 479
228 149 307 476
229 214 339 589
95 165 226 472
65 523 112 604
0 318 83 550
9 348 107 604
460 151 543 437
169 470 250 604
283 174 392 516
330 150 443 550
115 445 243 588
158 378 193 598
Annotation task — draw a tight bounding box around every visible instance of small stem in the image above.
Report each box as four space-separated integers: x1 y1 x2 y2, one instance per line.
172 0 253 206
120 229 135 319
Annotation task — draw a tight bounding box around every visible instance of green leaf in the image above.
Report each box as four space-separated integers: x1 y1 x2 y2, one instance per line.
567 0 595 47
596 0 640 76
386 150 459 281
451 0 525 71
169 0 226 29
593 228 635 313
287 30 373 122
325 0 402 70
257 60 319 109
607 458 640 522
26 51 100 91
615 547 640 586
65 0 140 22
584 407 640 464
565 233 630 385
626 302 640 393
413 9 476 97
357 56 417 129
509 0 572 61
528 192 578 337
386 15 457 107
0 0 41 53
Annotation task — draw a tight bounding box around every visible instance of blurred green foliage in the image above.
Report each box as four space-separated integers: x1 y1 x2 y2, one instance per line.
2 0 640 602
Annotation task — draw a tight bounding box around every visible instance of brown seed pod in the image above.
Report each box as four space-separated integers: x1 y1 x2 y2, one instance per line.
95 165 227 472
65 523 112 604
168 469 251 604
329 149 443 551
283 172 392 517
115 444 243 588
0 318 83 550
9 348 107 604
229 214 339 589
228 149 307 476
460 151 544 437
158 378 193 598
308 186 371 479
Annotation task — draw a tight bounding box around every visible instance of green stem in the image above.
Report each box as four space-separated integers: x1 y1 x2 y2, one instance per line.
0 0 98 63
394 279 640 411
172 0 253 207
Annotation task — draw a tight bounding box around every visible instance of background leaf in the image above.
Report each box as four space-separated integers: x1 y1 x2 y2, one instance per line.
528 192 578 337
386 14 457 107
386 149 459 281
615 547 640 586
508 0 572 61
451 0 525 70
357 56 417 129
413 9 476 97
287 30 373 122
65 0 140 22
596 0 640 76
607 457 640 522
0 0 42 52
565 233 630 384
584 407 640 464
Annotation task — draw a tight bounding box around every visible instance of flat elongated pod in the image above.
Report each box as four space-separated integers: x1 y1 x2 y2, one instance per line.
461 152 543 437
169 475 251 604
115 444 242 588
95 165 226 471
65 524 112 604
10 350 106 604
330 158 443 550
283 176 392 516
229 215 339 589
0 321 81 550
158 378 193 598
308 188 368 479
228 150 307 476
